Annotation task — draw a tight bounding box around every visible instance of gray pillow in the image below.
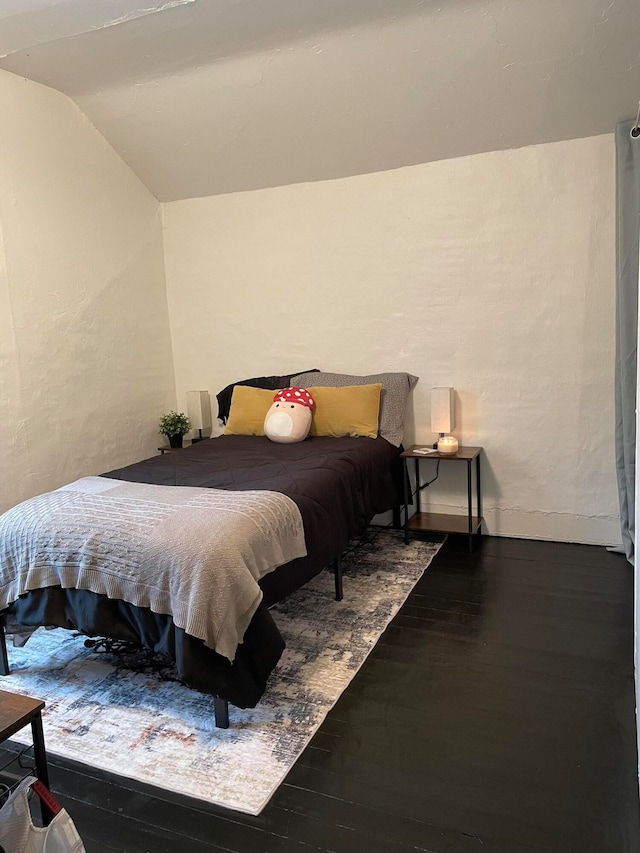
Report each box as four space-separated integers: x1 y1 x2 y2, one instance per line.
291 371 418 447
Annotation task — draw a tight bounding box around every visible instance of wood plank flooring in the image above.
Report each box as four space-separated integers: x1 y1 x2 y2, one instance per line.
4 533 640 852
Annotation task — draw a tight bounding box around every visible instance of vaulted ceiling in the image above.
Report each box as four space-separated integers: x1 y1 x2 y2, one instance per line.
1 0 638 201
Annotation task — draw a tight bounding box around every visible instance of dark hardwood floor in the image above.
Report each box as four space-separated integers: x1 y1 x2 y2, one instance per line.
6 533 640 852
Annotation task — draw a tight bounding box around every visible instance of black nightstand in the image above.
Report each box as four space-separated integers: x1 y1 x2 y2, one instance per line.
401 445 483 549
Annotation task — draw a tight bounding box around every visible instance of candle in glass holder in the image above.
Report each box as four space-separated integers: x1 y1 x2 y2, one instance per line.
437 435 459 455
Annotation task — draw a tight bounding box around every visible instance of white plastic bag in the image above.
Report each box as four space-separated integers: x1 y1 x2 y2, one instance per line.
0 777 85 853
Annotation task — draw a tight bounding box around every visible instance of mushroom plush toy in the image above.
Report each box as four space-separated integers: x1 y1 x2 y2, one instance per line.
264 387 315 443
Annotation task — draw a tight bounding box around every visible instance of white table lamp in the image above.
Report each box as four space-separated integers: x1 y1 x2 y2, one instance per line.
186 391 212 442
431 387 458 454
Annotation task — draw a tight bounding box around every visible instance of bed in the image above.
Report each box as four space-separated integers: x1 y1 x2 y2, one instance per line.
0 370 417 727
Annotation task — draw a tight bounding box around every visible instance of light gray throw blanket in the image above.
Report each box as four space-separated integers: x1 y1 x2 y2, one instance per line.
0 477 307 661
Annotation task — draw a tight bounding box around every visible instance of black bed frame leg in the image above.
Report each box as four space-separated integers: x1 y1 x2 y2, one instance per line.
333 557 343 602
0 618 9 676
213 697 230 729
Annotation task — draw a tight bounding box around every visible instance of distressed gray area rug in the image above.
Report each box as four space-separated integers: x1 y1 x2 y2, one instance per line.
1 531 442 815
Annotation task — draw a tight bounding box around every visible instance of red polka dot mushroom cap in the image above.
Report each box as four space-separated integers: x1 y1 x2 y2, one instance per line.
273 387 315 409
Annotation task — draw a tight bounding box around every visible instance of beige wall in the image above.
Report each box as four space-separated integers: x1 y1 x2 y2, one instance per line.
0 71 618 548
0 69 176 513
163 134 618 545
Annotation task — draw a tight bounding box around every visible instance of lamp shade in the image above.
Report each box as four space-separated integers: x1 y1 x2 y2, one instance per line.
186 390 212 432
431 387 455 434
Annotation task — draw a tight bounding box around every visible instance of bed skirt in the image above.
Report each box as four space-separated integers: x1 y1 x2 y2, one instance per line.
5 588 284 709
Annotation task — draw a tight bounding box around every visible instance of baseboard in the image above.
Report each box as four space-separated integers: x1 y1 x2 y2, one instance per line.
479 507 621 546
373 507 622 547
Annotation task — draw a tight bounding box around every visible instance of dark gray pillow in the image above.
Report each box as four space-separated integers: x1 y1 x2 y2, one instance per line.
291 371 418 447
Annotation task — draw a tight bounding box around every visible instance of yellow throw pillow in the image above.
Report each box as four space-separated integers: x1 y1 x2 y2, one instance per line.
307 384 382 439
225 386 281 436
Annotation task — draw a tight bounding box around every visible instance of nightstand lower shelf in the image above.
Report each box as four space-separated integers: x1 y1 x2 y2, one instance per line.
401 446 483 551
408 511 483 536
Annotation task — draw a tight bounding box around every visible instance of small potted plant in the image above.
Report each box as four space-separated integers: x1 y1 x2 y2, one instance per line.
159 410 191 448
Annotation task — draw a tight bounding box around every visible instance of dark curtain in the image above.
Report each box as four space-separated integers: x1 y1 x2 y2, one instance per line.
614 121 640 564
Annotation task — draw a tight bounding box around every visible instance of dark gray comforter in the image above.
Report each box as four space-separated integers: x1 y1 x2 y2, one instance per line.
3 435 401 708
